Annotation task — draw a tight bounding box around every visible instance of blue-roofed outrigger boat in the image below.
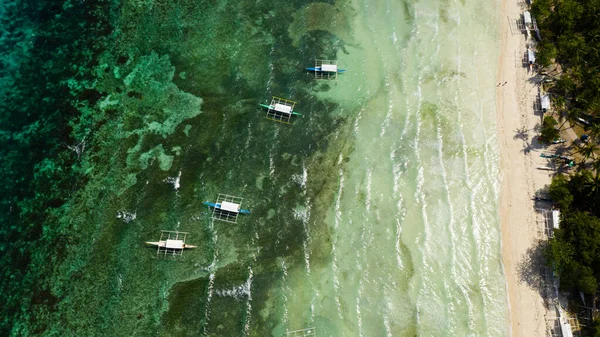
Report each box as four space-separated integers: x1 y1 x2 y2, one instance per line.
305 66 346 73
203 202 251 214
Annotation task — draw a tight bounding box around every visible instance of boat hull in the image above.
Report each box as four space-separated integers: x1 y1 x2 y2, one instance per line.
203 201 251 214
145 241 197 249
306 67 346 73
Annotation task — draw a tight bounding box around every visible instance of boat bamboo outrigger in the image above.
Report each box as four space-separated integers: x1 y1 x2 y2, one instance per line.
260 96 300 124
540 153 572 161
541 153 575 167
203 193 250 224
306 59 345 80
537 166 556 171
146 230 196 257
521 11 541 40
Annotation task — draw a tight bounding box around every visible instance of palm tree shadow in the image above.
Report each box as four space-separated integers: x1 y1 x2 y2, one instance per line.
514 126 529 141
514 125 544 154
517 239 553 309
526 132 546 154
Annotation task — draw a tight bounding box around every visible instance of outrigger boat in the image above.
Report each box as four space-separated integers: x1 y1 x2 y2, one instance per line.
541 153 575 167
203 201 251 214
205 194 250 223
147 230 196 257
259 103 303 116
305 66 346 73
541 153 571 161
307 59 345 80
537 166 556 171
261 97 300 124
145 240 197 249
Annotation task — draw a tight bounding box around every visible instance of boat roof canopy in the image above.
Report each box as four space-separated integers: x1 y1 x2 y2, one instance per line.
165 239 184 249
220 201 240 213
265 97 297 123
313 59 339 80
321 64 338 72
528 49 535 63
552 210 560 229
154 230 190 257
541 94 550 110
274 103 292 114
524 11 532 24
210 193 245 223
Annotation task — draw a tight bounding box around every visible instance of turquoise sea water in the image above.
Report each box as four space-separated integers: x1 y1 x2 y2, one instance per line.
1 0 506 335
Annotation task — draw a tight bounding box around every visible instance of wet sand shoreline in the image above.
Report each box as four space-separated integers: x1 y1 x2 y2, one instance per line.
497 0 552 335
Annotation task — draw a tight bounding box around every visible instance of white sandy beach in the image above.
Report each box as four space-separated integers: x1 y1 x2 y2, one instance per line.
497 0 557 335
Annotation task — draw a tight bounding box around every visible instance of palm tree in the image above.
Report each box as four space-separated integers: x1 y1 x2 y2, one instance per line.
585 122 600 143
591 159 600 188
552 95 567 118
554 74 575 98
576 141 598 165
587 158 600 211
558 108 581 131
541 116 560 142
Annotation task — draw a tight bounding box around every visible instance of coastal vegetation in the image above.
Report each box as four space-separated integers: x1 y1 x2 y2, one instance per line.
533 0 600 118
540 115 560 142
532 0 600 332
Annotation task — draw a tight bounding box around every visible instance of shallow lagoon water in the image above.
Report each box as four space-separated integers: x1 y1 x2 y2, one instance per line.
282 0 507 335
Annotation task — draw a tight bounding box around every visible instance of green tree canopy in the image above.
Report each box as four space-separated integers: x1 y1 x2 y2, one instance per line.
549 174 574 209
541 115 560 142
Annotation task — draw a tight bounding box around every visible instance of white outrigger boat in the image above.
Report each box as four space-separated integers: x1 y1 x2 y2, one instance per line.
145 240 197 249
306 59 345 80
147 230 196 257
